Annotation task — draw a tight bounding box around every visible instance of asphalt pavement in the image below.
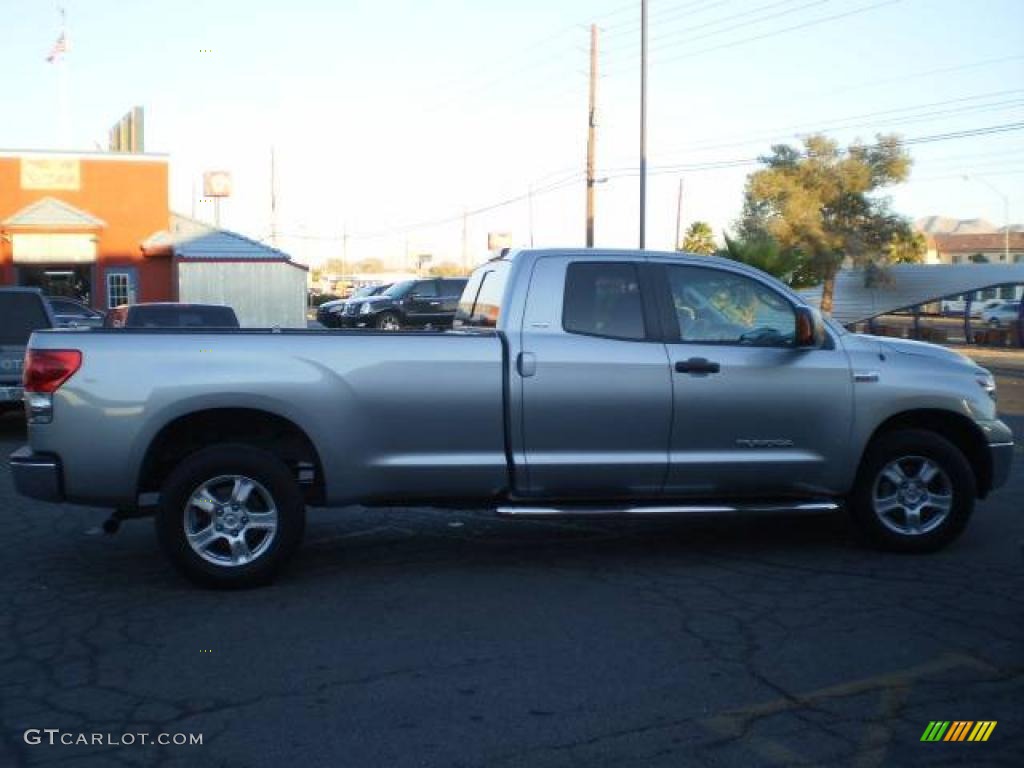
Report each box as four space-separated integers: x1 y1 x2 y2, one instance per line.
1 405 1021 767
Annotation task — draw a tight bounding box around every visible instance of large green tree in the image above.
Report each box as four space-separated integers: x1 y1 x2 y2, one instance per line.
739 133 913 313
681 221 716 255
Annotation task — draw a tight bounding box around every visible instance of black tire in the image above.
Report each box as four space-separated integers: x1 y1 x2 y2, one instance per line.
375 311 402 331
849 429 975 553
156 444 306 588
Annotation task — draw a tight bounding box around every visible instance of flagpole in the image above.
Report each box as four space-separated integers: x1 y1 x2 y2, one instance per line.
54 7 71 147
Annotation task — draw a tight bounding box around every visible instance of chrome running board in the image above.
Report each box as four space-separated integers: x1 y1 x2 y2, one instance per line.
495 501 839 517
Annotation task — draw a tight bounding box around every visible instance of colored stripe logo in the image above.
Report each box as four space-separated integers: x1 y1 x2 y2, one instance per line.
920 721 997 742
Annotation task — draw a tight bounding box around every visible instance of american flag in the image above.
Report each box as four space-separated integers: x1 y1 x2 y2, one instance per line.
46 32 67 63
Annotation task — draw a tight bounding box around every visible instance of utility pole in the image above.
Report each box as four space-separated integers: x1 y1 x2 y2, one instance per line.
674 177 684 251
269 146 278 249
586 23 599 248
639 0 648 249
341 222 349 278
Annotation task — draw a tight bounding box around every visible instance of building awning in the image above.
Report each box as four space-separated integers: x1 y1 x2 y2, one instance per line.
799 264 1024 325
1 196 107 230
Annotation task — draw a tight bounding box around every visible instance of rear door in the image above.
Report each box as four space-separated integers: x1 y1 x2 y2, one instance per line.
517 256 672 499
438 279 468 326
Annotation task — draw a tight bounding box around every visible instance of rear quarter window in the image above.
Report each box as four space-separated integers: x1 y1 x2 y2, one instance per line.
455 262 509 328
0 293 52 344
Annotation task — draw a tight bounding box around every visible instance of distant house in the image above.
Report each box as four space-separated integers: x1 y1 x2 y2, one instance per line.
927 232 1024 266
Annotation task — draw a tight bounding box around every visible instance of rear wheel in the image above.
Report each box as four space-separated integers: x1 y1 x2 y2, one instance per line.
156 444 306 588
376 311 401 331
850 429 975 553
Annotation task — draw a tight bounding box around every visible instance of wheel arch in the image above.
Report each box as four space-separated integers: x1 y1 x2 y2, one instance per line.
861 409 993 498
138 408 326 506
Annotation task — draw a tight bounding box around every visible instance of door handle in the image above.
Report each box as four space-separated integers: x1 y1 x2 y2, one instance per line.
429 301 442 306
675 357 720 375
517 352 537 378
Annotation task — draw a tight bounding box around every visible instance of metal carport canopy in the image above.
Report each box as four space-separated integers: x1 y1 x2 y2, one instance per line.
798 264 1024 324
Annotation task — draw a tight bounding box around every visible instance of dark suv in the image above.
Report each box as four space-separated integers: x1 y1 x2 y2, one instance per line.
1 287 58 413
340 278 468 330
317 283 390 328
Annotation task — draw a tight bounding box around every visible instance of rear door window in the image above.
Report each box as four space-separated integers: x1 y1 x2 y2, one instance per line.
562 262 646 341
456 262 510 328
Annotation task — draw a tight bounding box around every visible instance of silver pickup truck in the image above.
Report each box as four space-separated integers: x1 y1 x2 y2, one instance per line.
10 249 1014 587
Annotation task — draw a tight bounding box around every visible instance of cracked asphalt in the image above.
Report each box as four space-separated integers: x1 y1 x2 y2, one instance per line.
1 404 1022 767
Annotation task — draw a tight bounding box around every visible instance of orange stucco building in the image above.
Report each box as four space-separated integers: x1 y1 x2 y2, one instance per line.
0 150 174 309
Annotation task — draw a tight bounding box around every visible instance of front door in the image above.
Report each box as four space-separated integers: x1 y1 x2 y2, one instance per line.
517 257 672 499
404 279 440 326
653 262 853 498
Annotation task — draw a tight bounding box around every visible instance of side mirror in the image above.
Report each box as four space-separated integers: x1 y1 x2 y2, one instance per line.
795 306 826 348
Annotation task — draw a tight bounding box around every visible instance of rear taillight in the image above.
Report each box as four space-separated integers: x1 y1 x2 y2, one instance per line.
23 350 81 425
23 349 82 393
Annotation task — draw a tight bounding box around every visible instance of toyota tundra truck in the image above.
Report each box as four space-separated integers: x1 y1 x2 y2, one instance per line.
9 249 1014 588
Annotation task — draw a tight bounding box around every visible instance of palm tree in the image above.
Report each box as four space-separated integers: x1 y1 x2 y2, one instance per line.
681 221 716 255
720 234 808 286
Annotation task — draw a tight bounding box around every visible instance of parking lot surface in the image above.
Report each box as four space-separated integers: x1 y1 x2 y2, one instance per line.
1 404 1022 766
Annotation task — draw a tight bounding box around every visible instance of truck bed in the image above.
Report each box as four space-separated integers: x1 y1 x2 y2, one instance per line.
26 327 509 507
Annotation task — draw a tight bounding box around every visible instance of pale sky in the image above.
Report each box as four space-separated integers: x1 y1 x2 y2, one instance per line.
3 0 1023 269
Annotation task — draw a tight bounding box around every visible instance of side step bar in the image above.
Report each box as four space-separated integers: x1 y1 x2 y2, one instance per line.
495 501 840 518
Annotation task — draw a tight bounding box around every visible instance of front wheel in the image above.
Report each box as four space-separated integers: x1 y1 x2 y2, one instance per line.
849 429 975 553
156 444 306 588
375 311 402 331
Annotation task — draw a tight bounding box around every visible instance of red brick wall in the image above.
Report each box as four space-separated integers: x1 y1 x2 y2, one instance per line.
0 153 172 307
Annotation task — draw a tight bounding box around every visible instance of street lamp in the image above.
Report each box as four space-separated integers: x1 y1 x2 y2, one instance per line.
963 175 1010 262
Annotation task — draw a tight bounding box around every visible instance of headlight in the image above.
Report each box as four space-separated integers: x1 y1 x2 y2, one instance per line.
328 304 346 314
359 303 372 315
976 370 996 400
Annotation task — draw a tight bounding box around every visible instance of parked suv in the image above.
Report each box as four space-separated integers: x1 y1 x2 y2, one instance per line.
317 284 390 328
1 287 58 413
341 278 468 329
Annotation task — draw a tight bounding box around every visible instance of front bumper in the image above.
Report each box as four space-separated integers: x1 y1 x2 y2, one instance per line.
338 316 372 328
989 442 1014 492
0 385 24 405
9 446 64 503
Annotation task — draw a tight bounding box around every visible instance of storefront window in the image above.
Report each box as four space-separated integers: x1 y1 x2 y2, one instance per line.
107 273 130 309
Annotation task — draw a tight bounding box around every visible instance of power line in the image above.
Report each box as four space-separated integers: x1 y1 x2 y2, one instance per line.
598 121 1024 179
275 122 1024 245
609 89 1024 165
603 0 831 59
604 0 902 73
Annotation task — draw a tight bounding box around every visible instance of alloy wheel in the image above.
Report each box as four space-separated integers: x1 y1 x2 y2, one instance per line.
183 475 279 567
871 456 953 536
